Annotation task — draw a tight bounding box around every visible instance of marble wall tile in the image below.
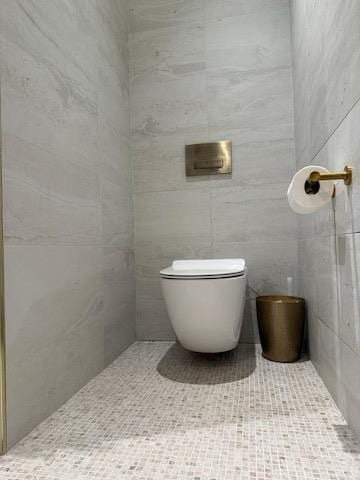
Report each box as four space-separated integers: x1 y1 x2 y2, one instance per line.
4 245 104 447
0 1 98 158
207 66 293 133
101 178 134 248
1 0 136 447
130 72 208 139
240 299 259 344
134 189 211 245
134 134 295 194
129 22 206 82
310 0 360 158
211 183 296 243
132 132 211 194
206 3 291 71
309 235 339 334
213 240 298 299
312 100 360 236
205 137 295 190
97 0 129 72
131 1 296 340
98 64 129 134
309 317 360 439
103 247 136 366
205 0 289 20
291 0 360 440
291 0 360 163
297 239 318 321
129 0 205 33
136 277 175 340
2 134 102 246
338 338 360 439
337 234 360 356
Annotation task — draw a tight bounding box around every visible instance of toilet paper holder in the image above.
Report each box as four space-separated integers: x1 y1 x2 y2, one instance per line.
305 165 352 197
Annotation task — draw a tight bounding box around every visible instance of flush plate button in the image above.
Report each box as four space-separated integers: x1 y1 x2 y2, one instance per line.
185 140 232 176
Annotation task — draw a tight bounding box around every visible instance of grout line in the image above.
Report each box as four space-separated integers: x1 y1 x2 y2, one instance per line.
311 94 360 162
316 316 360 359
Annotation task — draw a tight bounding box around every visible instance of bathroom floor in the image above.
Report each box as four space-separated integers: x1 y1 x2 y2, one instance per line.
0 342 359 480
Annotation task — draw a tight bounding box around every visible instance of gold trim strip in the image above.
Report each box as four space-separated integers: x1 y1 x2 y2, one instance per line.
0 82 7 454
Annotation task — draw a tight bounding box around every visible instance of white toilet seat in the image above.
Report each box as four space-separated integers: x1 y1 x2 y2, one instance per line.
160 259 245 279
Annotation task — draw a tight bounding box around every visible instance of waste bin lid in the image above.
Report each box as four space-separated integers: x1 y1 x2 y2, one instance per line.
256 295 304 303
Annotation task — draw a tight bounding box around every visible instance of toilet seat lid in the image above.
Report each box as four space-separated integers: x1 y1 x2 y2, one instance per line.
160 259 246 278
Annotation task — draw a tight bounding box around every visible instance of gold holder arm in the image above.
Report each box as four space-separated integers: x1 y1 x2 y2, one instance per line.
309 165 352 185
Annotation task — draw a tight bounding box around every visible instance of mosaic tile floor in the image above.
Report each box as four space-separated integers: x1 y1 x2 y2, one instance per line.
0 342 359 480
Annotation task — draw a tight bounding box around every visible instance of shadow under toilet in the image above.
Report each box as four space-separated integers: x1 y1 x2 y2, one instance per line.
157 342 256 385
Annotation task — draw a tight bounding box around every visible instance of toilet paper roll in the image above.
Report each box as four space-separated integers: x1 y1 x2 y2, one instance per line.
287 165 335 214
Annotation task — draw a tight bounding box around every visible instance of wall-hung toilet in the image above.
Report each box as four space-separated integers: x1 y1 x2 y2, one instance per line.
160 259 247 353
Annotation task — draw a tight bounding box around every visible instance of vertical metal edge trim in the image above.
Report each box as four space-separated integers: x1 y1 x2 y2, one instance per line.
0 80 7 454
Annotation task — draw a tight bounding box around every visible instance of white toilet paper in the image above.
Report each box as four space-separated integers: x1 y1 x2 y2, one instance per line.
287 165 335 214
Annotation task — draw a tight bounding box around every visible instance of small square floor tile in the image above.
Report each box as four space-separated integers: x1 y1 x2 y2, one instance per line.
0 342 359 479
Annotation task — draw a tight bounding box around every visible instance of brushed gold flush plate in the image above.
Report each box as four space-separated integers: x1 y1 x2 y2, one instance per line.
185 140 232 176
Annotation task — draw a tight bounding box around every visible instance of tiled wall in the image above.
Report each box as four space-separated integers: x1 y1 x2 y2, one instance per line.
130 0 297 341
0 0 135 447
290 0 360 438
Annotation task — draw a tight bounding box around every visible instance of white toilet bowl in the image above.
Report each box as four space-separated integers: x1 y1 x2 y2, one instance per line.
160 259 247 353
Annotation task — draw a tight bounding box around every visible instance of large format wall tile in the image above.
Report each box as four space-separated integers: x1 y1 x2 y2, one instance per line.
309 317 360 439
4 245 104 448
291 0 360 440
291 0 360 165
2 134 102 246
0 0 135 447
207 66 293 133
129 0 205 33
206 2 291 71
133 131 295 194
97 0 129 73
101 178 134 248
0 0 98 158
132 132 210 194
213 240 298 298
135 189 211 244
129 22 206 82
131 1 296 340
311 100 360 236
103 246 136 366
211 183 296 243
205 0 289 20
130 72 208 139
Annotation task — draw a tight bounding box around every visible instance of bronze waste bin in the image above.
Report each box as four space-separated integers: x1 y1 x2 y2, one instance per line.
256 295 305 362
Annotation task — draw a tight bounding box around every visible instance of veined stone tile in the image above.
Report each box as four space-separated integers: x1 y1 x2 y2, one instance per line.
205 0 289 20
211 183 296 243
134 189 211 245
103 246 136 366
206 4 291 71
129 0 205 33
3 134 102 246
4 245 104 448
129 21 206 82
101 177 134 248
213 240 298 299
207 65 294 132
130 72 208 139
97 0 129 71
1 0 98 156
